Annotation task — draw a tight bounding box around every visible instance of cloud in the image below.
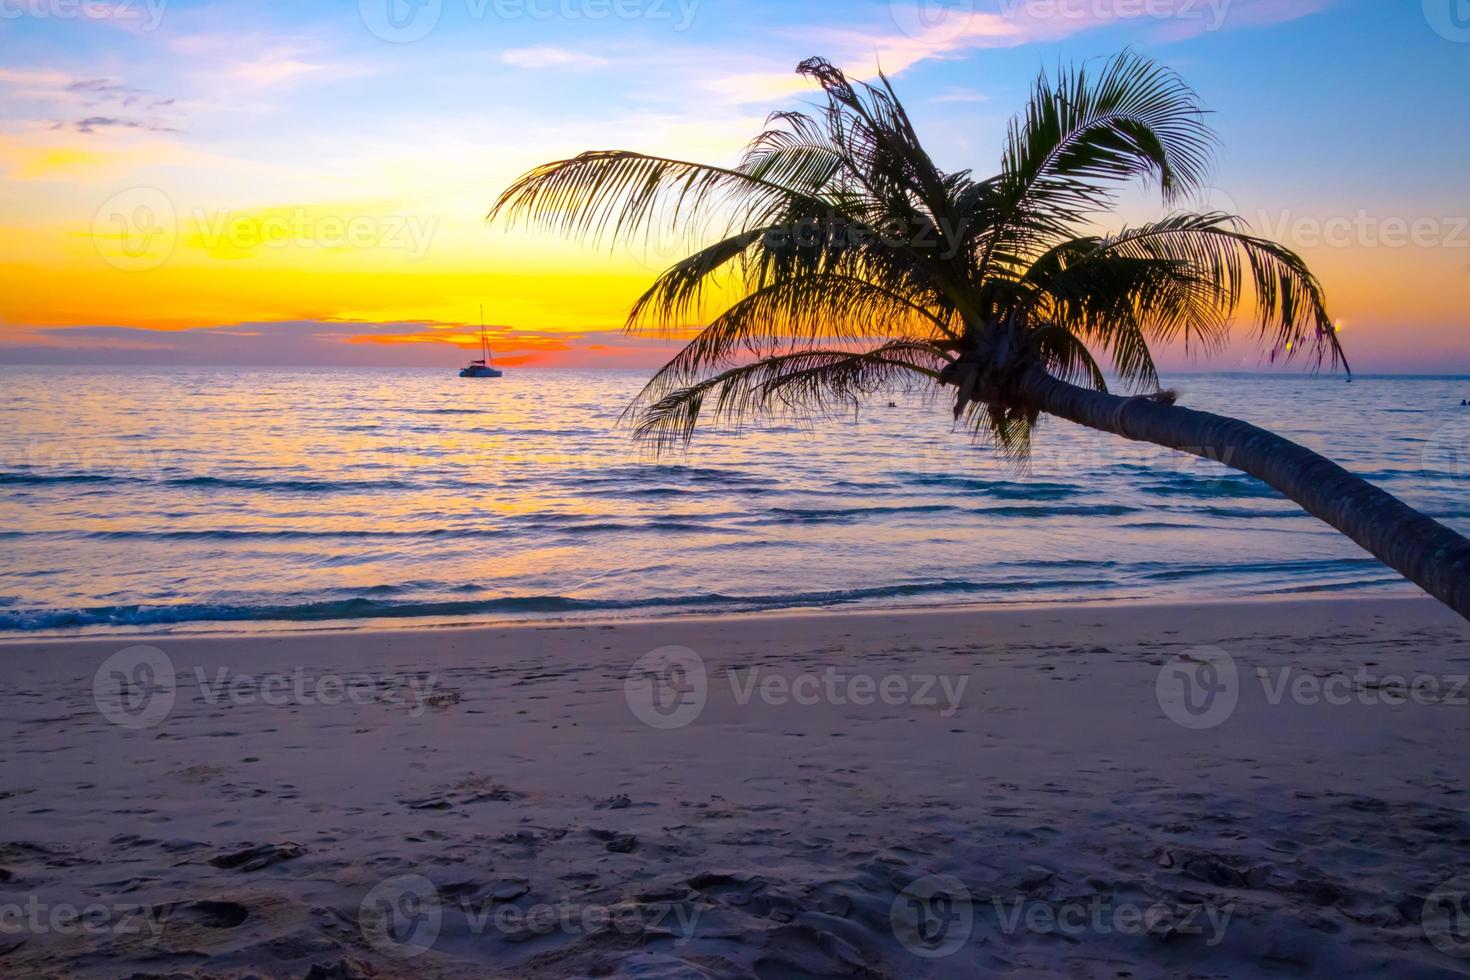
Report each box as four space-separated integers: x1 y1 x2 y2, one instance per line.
68 116 177 134
501 46 611 70
223 49 330 88
67 77 143 99
0 69 183 137
3 69 152 106
697 0 1336 105
168 32 354 94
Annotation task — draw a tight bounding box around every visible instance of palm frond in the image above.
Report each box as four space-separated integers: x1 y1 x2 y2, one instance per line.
489 151 847 252
739 110 849 196
795 58 964 260
978 50 1216 281
628 342 949 452
624 229 768 335
1029 324 1109 392
626 216 964 336
1081 213 1346 368
634 273 956 398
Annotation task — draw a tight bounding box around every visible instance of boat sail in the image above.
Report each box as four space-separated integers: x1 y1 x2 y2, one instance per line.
459 306 503 378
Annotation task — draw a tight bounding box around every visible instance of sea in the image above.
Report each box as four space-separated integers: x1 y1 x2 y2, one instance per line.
1 366 1466 635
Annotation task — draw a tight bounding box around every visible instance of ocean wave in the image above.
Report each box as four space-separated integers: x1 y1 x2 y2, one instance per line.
966 503 1141 518
1355 466 1463 481
1188 505 1305 520
611 485 773 498
1135 558 1380 582
767 504 960 522
10 527 498 542
1269 577 1416 594
897 473 1086 500
1137 473 1282 500
0 471 115 486
0 471 415 493
166 475 416 493
467 427 600 437
574 465 774 487
552 520 735 535
996 558 1120 569
0 578 1110 632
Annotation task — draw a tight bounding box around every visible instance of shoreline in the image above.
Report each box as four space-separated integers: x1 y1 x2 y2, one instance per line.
0 588 1431 647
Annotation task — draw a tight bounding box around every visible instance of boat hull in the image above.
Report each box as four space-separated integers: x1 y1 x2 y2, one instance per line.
459 366 503 378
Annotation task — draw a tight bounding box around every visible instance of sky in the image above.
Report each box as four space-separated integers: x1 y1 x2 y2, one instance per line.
0 0 1467 372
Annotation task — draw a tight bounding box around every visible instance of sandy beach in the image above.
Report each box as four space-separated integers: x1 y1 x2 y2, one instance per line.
0 596 1467 977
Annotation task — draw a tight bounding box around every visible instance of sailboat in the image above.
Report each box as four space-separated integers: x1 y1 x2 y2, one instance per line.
459 306 503 378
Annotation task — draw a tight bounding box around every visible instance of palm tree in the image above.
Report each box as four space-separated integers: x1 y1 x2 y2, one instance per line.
490 52 1470 620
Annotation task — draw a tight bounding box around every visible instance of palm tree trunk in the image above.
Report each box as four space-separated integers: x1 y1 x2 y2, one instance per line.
1013 368 1470 621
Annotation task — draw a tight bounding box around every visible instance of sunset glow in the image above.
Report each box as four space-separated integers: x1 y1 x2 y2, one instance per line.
2 1 1466 370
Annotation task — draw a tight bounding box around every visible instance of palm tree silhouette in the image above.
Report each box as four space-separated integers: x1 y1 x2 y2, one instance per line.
491 52 1470 619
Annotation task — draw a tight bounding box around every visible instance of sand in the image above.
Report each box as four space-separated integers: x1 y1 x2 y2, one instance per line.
1 595 1469 978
